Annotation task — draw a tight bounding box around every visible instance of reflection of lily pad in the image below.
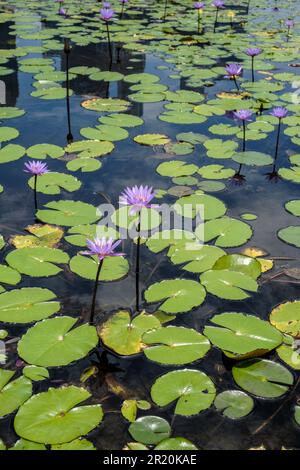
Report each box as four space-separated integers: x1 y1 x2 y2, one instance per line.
14 386 103 444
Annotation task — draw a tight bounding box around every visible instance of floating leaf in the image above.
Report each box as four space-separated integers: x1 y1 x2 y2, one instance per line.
144 279 206 314
11 224 64 249
26 144 64 160
134 134 170 146
80 125 129 142
28 172 81 195
174 193 226 220
99 310 160 356
51 438 96 451
155 438 198 450
0 126 19 143
6 247 69 277
200 270 258 300
98 113 143 128
198 164 235 180
196 217 253 247
0 144 25 163
151 369 216 416
214 390 254 419
81 98 130 113
270 301 300 337
232 359 293 398
128 416 171 445
0 287 60 323
232 151 273 167
204 312 282 358
0 107 25 119
36 200 101 226
65 140 114 158
0 370 32 418
170 243 225 273
157 161 198 177
14 386 103 444
143 326 210 365
278 226 300 248
23 366 49 382
70 254 129 282
18 316 98 367
213 254 261 279
285 200 300 217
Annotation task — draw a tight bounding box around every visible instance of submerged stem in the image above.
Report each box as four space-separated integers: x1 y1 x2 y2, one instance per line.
90 259 104 325
233 76 239 91
106 22 112 60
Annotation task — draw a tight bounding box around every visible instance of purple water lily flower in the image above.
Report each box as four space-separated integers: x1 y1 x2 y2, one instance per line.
119 185 158 215
194 2 205 9
24 161 49 176
100 8 114 21
285 19 294 28
270 107 288 119
212 0 224 8
120 0 128 3
82 237 125 261
58 7 67 16
225 63 243 78
233 109 253 121
246 47 262 57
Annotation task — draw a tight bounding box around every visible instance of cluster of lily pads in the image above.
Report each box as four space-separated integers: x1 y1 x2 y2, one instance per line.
0 0 300 452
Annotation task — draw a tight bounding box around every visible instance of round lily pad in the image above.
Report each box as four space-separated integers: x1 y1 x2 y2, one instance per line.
270 301 300 337
128 416 171 445
278 226 300 248
134 134 170 146
99 310 160 356
36 200 101 226
28 172 81 195
232 359 293 398
26 144 64 160
196 217 253 247
69 254 129 282
14 386 103 444
0 287 60 323
143 326 210 365
0 370 32 418
18 316 98 367
65 140 114 158
6 247 69 277
155 438 198 450
200 269 258 300
0 127 19 143
144 279 206 314
214 390 254 419
23 365 49 382
151 369 216 416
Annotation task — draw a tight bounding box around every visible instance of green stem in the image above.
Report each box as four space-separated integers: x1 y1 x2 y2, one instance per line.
90 259 103 325
136 217 141 313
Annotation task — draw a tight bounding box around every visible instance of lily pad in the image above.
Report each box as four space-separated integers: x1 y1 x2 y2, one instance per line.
128 416 171 445
6 247 69 277
23 366 49 382
36 200 101 226
81 98 130 113
65 140 114 158
232 359 293 398
232 151 273 167
143 326 210 365
99 310 160 356
200 270 258 300
151 369 216 416
270 301 300 337
28 172 81 195
144 279 206 314
70 254 129 282
196 217 253 247
278 226 300 248
0 370 32 418
134 134 170 146
0 287 60 323
155 438 198 450
14 386 103 444
0 144 25 163
157 161 198 177
214 390 254 419
26 144 64 160
18 316 98 367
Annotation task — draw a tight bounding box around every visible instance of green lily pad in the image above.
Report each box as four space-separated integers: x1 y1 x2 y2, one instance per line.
9 439 46 451
232 151 273 166
200 269 258 300
279 166 300 184
196 217 253 247
0 107 25 119
213 254 261 279
70 254 129 282
18 316 98 367
23 366 49 382
26 144 64 160
36 200 101 226
155 438 198 450
151 369 216 416
170 243 225 273
0 370 32 418
143 326 210 365
270 301 300 337
65 140 114 158
28 172 81 195
51 438 96 451
99 310 160 356
81 98 130 113
6 247 69 277
285 200 300 217
198 164 235 180
0 144 25 163
214 390 254 419
65 224 119 247
14 386 103 444
134 134 170 146
232 359 293 398
98 113 144 128
31 87 72 100
128 416 171 445
278 226 300 248
204 312 282 358
66 157 102 173
80 125 129 142
156 161 198 177
0 287 60 323
204 139 238 159
0 127 19 143
144 279 206 314
174 193 227 220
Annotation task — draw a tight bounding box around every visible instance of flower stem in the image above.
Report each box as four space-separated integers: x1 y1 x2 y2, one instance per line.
136 218 141 313
213 9 219 33
64 39 73 143
242 120 246 152
163 0 168 22
251 56 255 82
34 174 38 212
90 259 104 325
197 10 201 34
274 119 281 161
233 76 239 91
120 2 125 19
106 22 112 60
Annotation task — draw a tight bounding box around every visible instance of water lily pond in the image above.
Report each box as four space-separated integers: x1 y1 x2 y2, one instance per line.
0 0 300 452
